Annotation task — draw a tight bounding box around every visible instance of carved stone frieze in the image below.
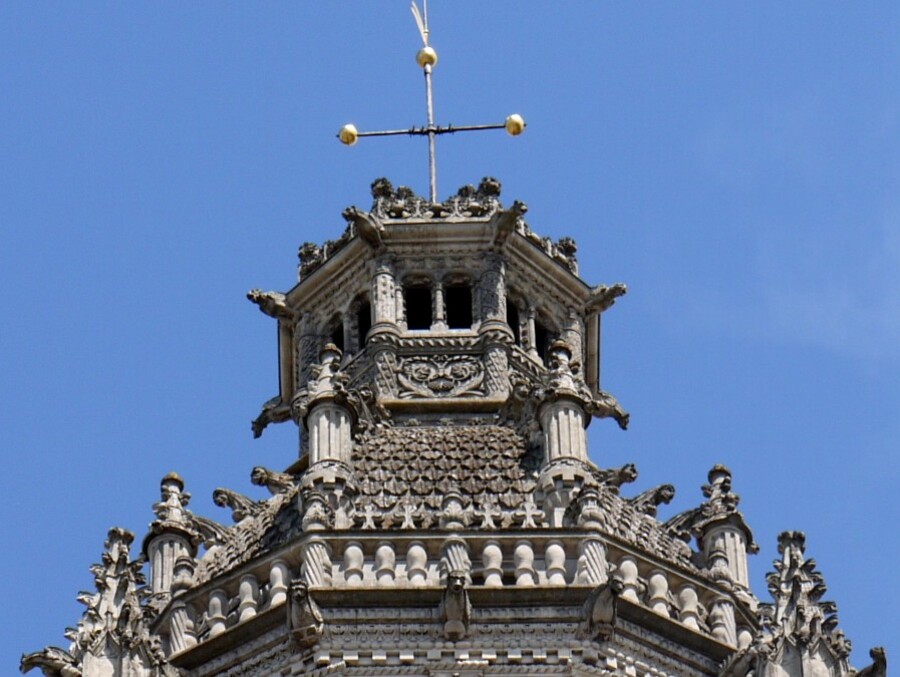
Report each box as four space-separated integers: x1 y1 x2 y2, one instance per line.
397 354 486 399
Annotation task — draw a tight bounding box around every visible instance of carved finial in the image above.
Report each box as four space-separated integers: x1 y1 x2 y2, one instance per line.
24 527 172 675
721 532 858 677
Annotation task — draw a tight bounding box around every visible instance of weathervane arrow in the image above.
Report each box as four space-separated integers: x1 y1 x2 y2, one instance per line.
338 0 526 204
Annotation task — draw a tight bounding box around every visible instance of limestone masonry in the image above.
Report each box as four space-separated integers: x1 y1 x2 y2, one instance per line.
22 178 887 677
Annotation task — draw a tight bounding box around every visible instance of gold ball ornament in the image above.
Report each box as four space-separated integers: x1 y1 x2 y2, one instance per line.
338 124 359 146
505 114 526 136
416 46 438 68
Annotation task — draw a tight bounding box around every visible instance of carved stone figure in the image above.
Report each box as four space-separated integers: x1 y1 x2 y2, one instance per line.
590 389 630 430
578 577 625 641
439 571 472 641
20 647 80 677
628 484 676 517
287 580 324 649
342 205 385 249
212 487 265 522
250 466 295 495
593 463 639 492
856 648 887 677
251 394 291 438
246 289 293 320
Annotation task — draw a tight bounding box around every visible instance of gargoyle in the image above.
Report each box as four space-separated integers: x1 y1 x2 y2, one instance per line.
578 577 625 641
585 282 627 314
212 487 265 522
287 580 324 649
590 389 629 430
439 571 472 641
491 200 528 246
856 647 887 677
246 289 293 321
628 484 676 517
188 513 229 548
593 463 639 493
20 647 80 677
342 205 385 250
251 395 291 438
251 465 296 495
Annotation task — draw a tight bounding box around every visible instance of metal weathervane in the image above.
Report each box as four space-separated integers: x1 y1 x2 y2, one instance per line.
338 1 526 203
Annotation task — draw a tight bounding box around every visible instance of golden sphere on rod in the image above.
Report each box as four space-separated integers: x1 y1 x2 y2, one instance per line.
338 123 359 146
416 46 438 68
505 114 526 136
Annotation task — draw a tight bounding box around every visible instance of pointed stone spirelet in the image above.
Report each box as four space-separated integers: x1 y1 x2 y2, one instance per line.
720 531 866 677
22 527 177 677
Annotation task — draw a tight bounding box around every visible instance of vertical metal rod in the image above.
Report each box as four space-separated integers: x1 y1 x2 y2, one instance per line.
424 63 437 203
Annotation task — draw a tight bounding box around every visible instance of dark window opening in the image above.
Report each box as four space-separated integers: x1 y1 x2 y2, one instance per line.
445 285 473 329
329 322 345 353
404 286 432 330
506 300 521 343
535 320 550 362
356 300 372 350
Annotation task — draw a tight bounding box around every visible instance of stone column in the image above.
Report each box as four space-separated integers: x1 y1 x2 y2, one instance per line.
307 402 352 465
709 597 738 646
144 473 198 599
371 255 397 328
431 280 447 330
478 253 507 327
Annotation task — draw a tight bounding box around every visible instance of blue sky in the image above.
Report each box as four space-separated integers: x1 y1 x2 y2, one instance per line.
2 2 897 669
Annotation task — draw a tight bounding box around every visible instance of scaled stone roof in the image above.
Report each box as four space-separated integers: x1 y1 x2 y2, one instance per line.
194 423 696 585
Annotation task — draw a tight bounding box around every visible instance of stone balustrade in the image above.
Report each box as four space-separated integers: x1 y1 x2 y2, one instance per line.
175 534 751 653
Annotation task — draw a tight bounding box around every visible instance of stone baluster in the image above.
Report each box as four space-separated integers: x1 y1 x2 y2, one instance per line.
208 589 228 638
678 584 701 631
268 560 289 607
647 570 670 617
238 574 259 622
302 537 332 588
514 540 536 587
482 540 504 588
544 540 567 586
575 535 609 586
709 597 737 646
168 599 197 654
343 542 365 586
375 541 396 586
617 557 640 603
406 541 428 586
440 535 471 582
168 555 197 654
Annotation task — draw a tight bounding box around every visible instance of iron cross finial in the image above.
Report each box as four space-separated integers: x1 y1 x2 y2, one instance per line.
338 1 526 204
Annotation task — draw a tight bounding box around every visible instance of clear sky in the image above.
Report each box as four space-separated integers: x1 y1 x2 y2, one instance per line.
2 2 897 670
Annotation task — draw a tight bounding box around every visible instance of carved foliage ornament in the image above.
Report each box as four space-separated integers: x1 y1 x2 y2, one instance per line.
397 355 485 399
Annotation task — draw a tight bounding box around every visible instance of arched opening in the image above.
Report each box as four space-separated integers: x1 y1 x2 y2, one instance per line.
356 299 372 350
404 285 432 330
506 300 521 344
445 283 473 329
